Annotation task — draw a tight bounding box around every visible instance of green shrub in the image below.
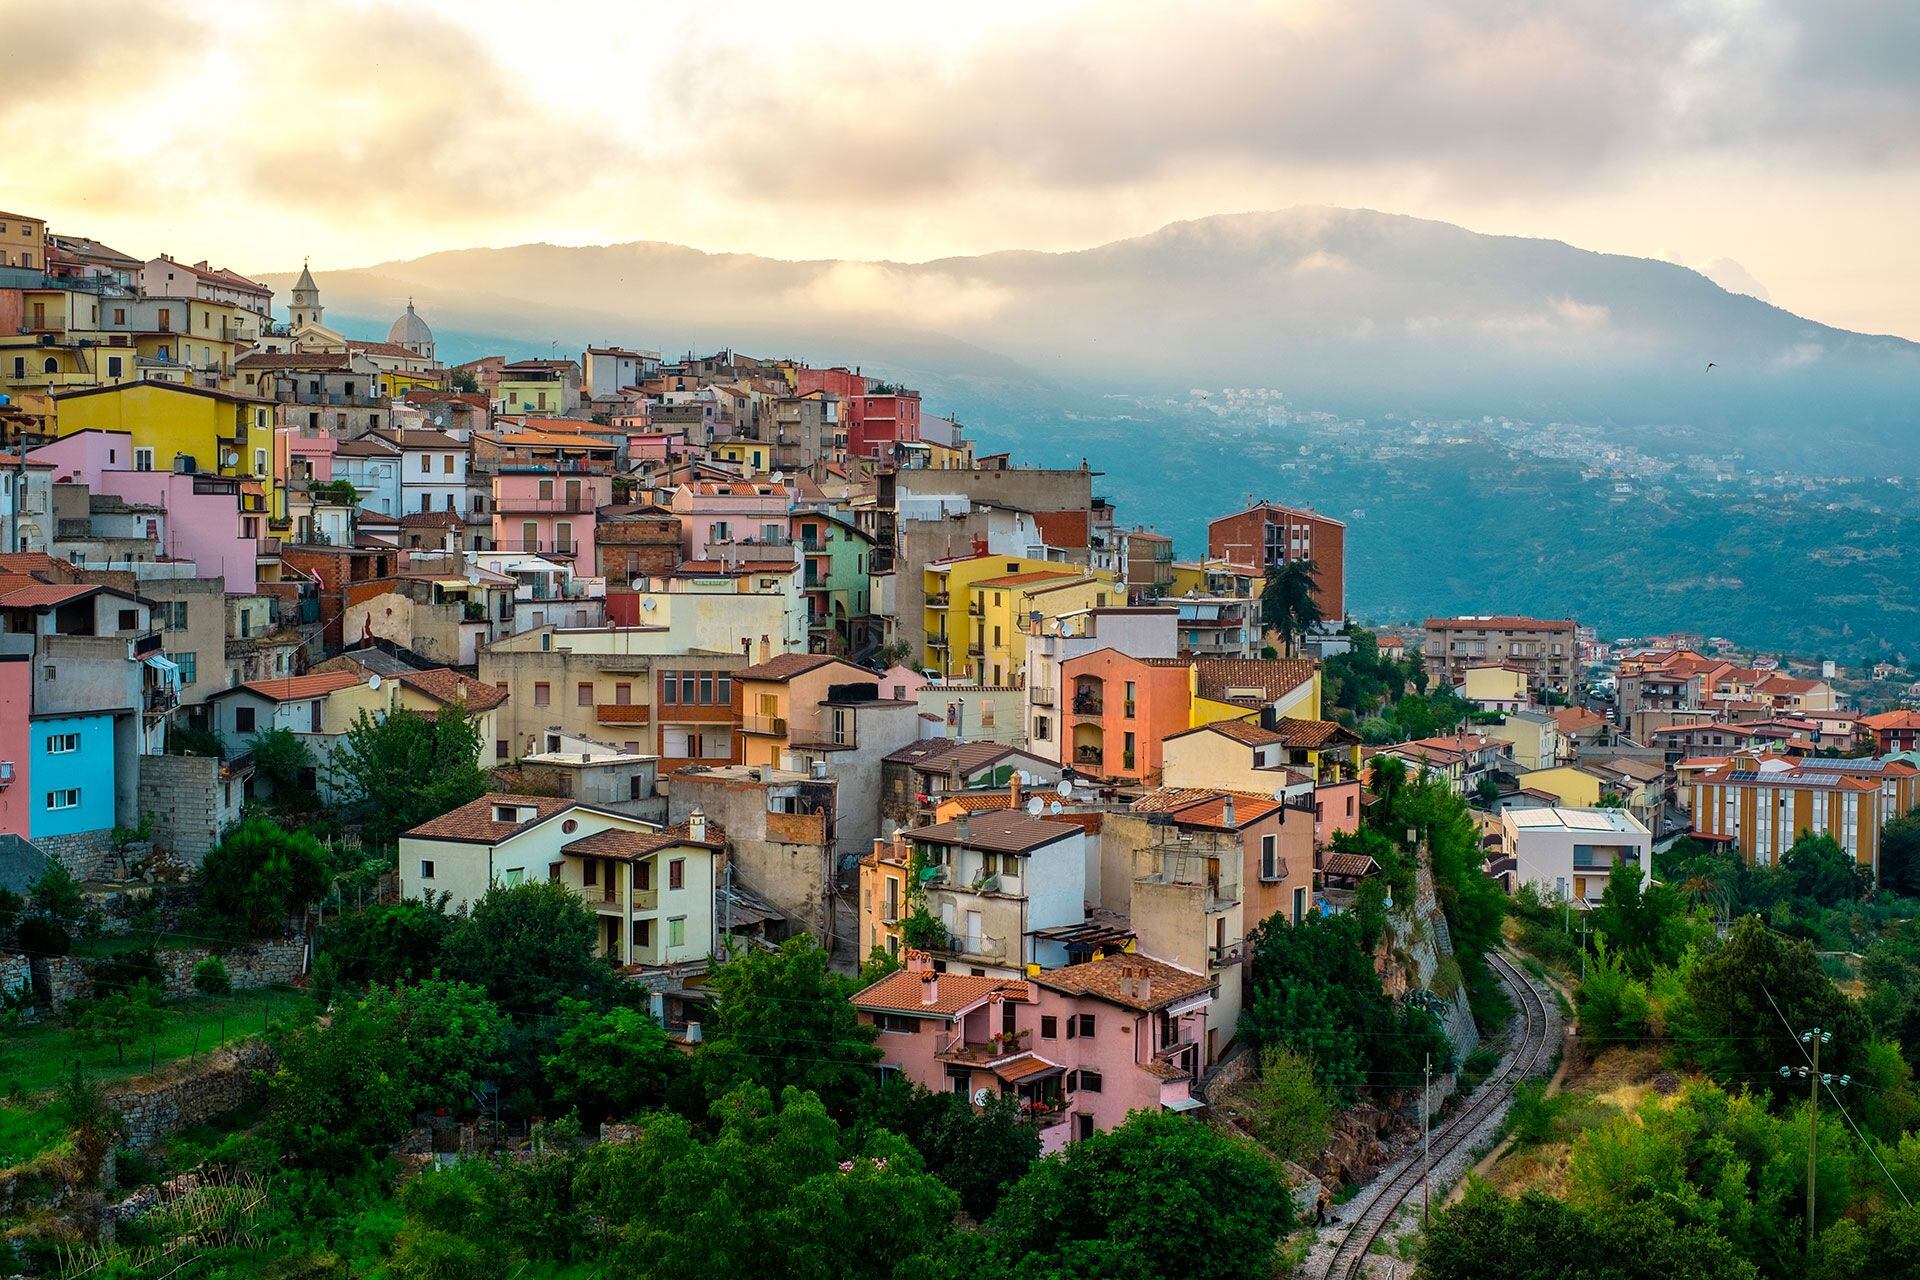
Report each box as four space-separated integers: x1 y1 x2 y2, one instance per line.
193 955 233 995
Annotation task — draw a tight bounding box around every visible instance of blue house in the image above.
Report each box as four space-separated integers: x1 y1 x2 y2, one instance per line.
29 711 118 840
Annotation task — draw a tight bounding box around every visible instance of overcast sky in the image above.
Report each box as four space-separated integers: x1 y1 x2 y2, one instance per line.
6 0 1918 338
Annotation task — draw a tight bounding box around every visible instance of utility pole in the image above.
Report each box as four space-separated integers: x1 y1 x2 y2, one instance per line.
1422 1052 1432 1226
1780 1026 1851 1252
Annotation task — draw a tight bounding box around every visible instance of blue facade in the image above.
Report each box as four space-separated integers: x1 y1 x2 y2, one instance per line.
29 712 117 839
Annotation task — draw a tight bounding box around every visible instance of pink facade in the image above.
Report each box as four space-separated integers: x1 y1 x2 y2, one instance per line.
286 431 337 483
1313 779 1363 846
795 366 867 400
668 480 791 558
29 431 257 592
876 664 928 702
853 953 1212 1153
0 652 31 838
626 431 687 462
491 471 608 566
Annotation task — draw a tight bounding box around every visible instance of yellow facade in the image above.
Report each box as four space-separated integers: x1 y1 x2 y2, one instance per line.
923 555 1116 680
1462 665 1529 705
53 382 280 513
386 368 447 396
714 440 770 473
976 573 1115 687
1170 559 1258 598
1690 765 1919 876
1516 766 1604 808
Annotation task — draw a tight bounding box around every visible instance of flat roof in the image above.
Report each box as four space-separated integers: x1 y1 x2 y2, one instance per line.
1507 806 1650 835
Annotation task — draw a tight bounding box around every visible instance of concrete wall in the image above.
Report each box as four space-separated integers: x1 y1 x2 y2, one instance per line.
137 751 243 864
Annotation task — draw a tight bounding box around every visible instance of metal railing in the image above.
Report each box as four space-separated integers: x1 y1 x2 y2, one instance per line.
742 715 788 737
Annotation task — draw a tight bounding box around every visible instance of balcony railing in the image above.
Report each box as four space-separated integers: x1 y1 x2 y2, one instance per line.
1031 686 1055 707
1071 692 1104 716
1074 746 1104 767
742 715 788 737
1208 941 1245 968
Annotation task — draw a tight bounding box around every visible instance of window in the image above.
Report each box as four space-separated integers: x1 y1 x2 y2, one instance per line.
1075 1013 1096 1038
584 859 598 886
1035 715 1051 742
156 600 188 630
1040 1015 1058 1039
614 681 631 705
669 858 684 890
1077 1069 1103 1093
444 455 456 473
1261 834 1278 881
577 681 593 707
47 789 80 810
177 652 197 686
1001 1000 1017 1035
254 448 266 476
699 673 714 704
876 1014 920 1035
117 608 138 631
107 355 123 377
45 732 79 754
501 868 525 887
533 682 550 707
667 916 686 947
235 706 256 733
419 860 436 880
662 673 678 705
496 739 508 760
1075 1113 1094 1142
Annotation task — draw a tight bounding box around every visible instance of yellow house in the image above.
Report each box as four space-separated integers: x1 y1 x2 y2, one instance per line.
713 439 771 473
976 570 1115 687
1461 664 1530 709
385 367 447 397
734 653 874 767
1187 659 1322 729
1169 559 1258 599
53 381 280 513
1516 765 1604 808
924 554 1117 681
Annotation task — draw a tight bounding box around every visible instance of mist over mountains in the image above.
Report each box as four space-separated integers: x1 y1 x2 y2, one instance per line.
262 209 1920 655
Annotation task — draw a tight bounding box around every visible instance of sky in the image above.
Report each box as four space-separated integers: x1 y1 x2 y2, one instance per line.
5 0 1919 339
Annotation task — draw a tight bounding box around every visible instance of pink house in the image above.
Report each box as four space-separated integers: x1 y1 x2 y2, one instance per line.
0 649 31 838
876 664 928 703
1313 779 1363 846
851 952 1214 1152
491 470 609 567
669 479 791 558
29 431 257 592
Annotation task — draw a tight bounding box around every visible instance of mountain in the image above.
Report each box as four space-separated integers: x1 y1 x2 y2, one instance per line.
263 207 1920 468
259 210 1920 656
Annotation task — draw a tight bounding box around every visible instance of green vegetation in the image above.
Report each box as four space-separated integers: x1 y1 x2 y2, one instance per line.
1260 558 1323 653
3 987 300 1096
327 702 488 848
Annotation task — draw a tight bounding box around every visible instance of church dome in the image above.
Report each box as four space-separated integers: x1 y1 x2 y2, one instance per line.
388 299 433 348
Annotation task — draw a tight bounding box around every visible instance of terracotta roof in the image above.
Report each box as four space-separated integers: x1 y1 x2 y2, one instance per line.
937 791 1017 813
375 429 463 449
909 809 1082 854
1032 510 1091 550
1322 852 1379 879
1131 787 1287 829
1270 717 1358 749
737 653 859 682
851 970 1031 1017
562 821 723 860
236 352 352 370
1030 954 1213 1013
482 429 614 450
1189 658 1317 705
405 793 576 843
332 438 400 457
0 581 102 608
1424 615 1575 632
1862 710 1920 730
396 667 508 711
973 569 1079 589
398 510 462 528
347 338 429 359
992 1054 1064 1083
1185 718 1286 747
220 669 365 702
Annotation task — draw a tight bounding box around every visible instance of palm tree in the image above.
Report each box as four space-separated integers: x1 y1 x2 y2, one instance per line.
1260 559 1324 655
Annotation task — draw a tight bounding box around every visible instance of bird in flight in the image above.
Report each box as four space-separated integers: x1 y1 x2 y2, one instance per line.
1705 362 1717 371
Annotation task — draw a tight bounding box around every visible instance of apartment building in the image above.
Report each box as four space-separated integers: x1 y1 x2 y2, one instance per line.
1422 615 1578 695
1688 754 1920 878
1205 501 1346 620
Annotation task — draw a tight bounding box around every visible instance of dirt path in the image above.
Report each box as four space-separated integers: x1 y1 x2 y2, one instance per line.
1452 961 1577 1199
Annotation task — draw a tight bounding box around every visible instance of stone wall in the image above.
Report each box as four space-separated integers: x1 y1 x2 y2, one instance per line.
36 829 121 881
20 938 305 1011
136 753 232 865
105 1040 278 1149
0 952 28 1000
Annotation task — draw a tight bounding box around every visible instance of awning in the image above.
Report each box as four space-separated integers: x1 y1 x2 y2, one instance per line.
1163 1096 1206 1113
991 1054 1065 1084
143 654 181 687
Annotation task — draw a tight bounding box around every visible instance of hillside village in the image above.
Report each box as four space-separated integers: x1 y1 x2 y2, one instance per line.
4 212 1920 1279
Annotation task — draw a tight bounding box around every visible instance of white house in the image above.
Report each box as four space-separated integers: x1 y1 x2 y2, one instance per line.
400 792 724 967
1502 806 1652 907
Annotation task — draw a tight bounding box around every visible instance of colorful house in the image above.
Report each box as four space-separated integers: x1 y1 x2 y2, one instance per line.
850 952 1214 1151
51 382 279 521
733 653 877 768
1055 648 1192 782
923 553 1118 682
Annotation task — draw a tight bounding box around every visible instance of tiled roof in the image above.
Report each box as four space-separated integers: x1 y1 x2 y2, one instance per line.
937 791 1017 813
1553 707 1609 734
562 820 724 859
909 809 1082 854
483 429 614 449
1322 852 1379 879
217 669 366 702
396 667 509 711
0 581 100 607
851 970 1031 1016
1031 954 1213 1012
1131 788 1285 829
1424 615 1575 631
1862 710 1920 730
398 510 462 528
1190 658 1317 704
737 653 864 682
405 793 576 843
236 352 352 370
973 569 1078 589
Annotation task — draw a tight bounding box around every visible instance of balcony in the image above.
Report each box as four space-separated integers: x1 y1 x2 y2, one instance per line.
742 715 788 737
926 592 950 609
495 496 597 514
1208 941 1245 968
583 885 623 912
1074 745 1104 768
1071 691 1104 716
1031 686 1055 707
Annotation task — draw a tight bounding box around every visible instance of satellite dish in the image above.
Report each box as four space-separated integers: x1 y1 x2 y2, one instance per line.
1026 797 1043 816
367 674 382 690
467 572 481 587
1015 770 1030 786
631 578 645 591
1273 787 1288 801
1049 801 1064 814
1055 780 1072 798
220 450 239 467
769 471 784 484
971 1087 991 1107
641 597 657 612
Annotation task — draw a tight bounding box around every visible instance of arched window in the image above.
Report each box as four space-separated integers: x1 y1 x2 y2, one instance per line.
43 357 58 373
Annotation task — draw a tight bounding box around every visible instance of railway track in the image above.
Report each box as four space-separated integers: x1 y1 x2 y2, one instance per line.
1310 951 1556 1280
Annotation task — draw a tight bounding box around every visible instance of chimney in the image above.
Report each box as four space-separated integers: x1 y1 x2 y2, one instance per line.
1221 796 1236 828
921 971 939 1005
957 812 970 845
687 807 706 842
1009 772 1023 810
1137 966 1151 1002
685 1020 702 1043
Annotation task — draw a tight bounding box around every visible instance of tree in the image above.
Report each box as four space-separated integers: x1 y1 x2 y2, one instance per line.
328 704 487 848
249 728 319 813
74 979 168 1064
448 880 611 1016
542 1000 679 1121
1780 831 1866 908
1590 861 1709 977
1245 1046 1332 1163
198 817 331 938
450 367 479 393
1420 1185 1756 1280
374 979 510 1115
1573 939 1652 1051
1473 775 1501 809
977 1110 1292 1280
23 860 88 953
574 1085 957 1280
193 955 232 994
1878 810 1920 897
315 898 455 994
1259 559 1323 654
696 936 879 1106
1667 916 1868 1094
857 1081 1042 1221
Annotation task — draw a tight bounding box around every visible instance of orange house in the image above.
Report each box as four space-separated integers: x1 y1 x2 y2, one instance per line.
1056 648 1191 783
733 653 875 766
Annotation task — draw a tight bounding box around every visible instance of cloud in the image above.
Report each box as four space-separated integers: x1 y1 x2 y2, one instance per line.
789 263 1013 326
1695 258 1772 303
